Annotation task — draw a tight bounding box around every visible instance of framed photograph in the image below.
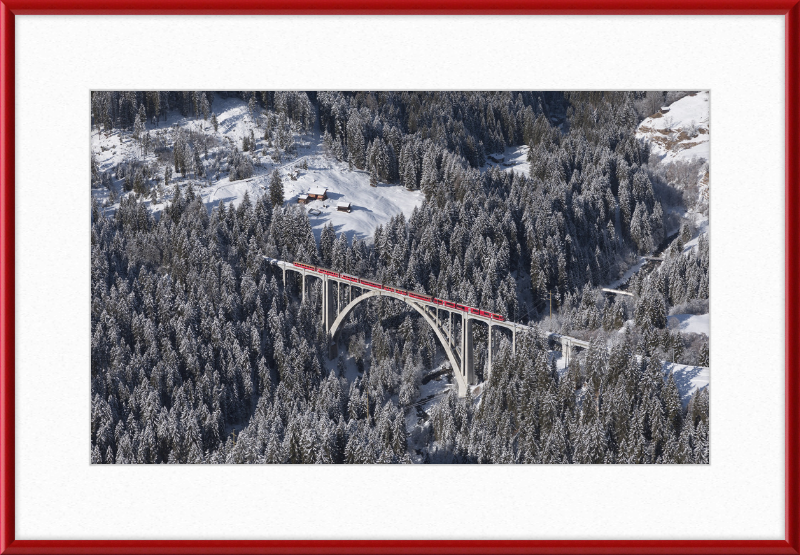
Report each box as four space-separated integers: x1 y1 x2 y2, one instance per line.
1 2 798 554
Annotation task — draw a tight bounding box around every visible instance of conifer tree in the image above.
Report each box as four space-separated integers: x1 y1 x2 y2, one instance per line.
269 169 284 207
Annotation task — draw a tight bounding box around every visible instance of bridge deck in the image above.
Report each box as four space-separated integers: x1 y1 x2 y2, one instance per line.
265 257 591 350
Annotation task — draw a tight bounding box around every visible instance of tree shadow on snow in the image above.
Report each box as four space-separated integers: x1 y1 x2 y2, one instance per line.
664 362 707 405
203 195 238 212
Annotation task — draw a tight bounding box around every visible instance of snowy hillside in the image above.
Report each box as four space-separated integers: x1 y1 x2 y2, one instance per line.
636 91 709 162
92 94 423 244
280 156 423 244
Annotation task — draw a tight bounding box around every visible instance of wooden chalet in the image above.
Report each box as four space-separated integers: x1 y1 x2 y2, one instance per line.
307 187 328 200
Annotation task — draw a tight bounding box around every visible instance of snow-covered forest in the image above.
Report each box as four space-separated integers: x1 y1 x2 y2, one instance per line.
91 91 710 464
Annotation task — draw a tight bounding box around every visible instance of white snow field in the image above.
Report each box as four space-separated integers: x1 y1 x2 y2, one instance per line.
91 94 424 244
669 313 710 336
636 91 710 162
280 155 424 244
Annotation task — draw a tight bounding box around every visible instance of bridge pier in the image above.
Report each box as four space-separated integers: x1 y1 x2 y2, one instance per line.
512 323 516 355
324 277 336 332
301 271 306 304
561 337 573 367
487 324 493 380
447 310 453 345
324 277 338 358
462 317 474 387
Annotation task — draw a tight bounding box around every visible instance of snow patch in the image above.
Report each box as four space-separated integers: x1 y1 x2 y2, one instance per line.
669 313 709 336
481 144 530 176
636 91 709 163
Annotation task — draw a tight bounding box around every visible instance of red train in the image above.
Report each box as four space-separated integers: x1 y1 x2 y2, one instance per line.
291 262 505 322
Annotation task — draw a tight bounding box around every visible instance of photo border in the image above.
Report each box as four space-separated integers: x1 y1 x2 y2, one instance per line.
1 3 798 554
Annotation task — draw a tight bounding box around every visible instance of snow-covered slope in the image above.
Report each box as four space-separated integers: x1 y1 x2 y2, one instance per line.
669 313 710 336
91 94 423 244
663 362 709 405
195 147 423 244
636 91 710 162
280 155 423 244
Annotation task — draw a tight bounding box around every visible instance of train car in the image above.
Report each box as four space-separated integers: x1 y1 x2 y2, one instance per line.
294 262 317 272
360 278 381 289
409 292 434 302
443 300 456 309
491 313 505 322
340 273 358 283
317 267 339 278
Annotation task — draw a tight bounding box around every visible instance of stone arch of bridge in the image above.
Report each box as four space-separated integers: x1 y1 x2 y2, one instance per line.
328 288 467 395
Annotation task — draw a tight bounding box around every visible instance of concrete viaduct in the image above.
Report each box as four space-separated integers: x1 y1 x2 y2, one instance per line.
265 257 590 397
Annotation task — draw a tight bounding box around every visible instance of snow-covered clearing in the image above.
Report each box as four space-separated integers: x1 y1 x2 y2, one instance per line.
92 94 423 244
669 313 710 336
282 156 424 244
482 145 530 176
636 91 710 163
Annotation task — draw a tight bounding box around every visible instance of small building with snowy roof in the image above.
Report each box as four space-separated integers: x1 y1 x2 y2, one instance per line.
297 194 309 204
307 187 328 200
337 201 351 213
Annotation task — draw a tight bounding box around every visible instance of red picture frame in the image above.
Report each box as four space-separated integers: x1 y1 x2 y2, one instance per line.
1 3 798 554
